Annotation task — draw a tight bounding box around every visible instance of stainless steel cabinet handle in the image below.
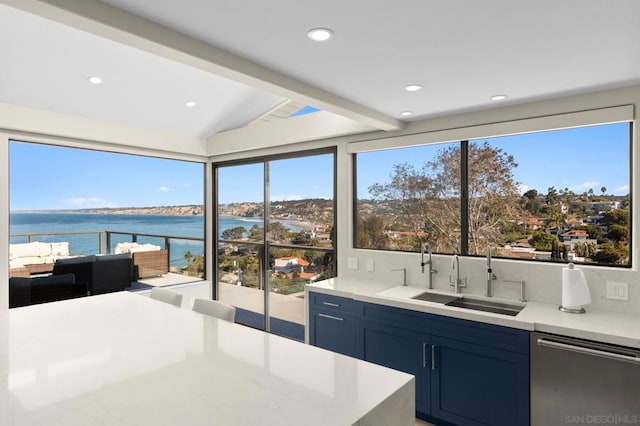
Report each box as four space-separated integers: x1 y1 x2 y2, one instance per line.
318 313 344 321
537 338 640 365
322 302 340 307
422 343 427 368
431 345 436 370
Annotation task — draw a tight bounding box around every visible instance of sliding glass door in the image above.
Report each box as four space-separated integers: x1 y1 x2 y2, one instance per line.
215 149 335 340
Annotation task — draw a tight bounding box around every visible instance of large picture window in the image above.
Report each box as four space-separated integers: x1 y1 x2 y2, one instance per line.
355 122 631 267
9 141 205 308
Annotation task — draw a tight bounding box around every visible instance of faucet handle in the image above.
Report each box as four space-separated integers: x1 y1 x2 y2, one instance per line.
391 268 407 286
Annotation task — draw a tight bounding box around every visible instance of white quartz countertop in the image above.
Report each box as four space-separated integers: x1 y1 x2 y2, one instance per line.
0 292 414 426
307 277 640 349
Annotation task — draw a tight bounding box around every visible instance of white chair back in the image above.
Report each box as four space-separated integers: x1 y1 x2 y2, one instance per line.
192 298 236 322
149 287 183 307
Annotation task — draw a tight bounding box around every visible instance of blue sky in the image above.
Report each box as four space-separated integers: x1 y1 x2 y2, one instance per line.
217 154 334 204
9 122 629 209
10 142 204 210
357 122 630 198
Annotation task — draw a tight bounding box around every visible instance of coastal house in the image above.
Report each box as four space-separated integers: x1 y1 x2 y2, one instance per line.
517 217 544 231
560 229 589 242
2 2 640 425
586 201 622 212
273 256 310 273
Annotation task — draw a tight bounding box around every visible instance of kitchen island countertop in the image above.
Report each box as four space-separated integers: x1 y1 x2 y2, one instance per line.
1 291 415 425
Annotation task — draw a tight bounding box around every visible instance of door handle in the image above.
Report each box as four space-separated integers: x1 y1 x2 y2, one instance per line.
318 313 344 321
537 338 640 365
322 301 340 307
431 345 437 370
422 343 428 368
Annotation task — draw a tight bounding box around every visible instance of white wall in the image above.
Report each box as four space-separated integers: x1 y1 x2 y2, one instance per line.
0 102 208 158
0 133 8 310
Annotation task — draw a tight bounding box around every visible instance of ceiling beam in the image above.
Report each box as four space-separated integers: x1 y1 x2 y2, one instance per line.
1 0 404 132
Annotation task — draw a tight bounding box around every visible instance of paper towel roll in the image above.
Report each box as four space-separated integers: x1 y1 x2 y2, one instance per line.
561 264 591 310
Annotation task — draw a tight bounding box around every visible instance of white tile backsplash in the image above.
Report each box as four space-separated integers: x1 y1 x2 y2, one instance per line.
343 251 640 314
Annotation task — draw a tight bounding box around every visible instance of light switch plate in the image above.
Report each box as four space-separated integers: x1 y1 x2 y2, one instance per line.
366 258 375 272
347 257 359 270
606 281 628 301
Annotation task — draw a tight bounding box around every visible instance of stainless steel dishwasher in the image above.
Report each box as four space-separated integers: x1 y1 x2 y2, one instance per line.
531 332 640 425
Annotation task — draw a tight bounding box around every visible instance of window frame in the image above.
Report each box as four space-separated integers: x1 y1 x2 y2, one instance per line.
352 121 633 268
212 146 338 312
8 138 209 280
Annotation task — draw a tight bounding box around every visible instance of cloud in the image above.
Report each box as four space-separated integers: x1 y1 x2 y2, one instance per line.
613 185 630 195
570 181 600 192
158 186 173 192
518 184 531 195
62 197 117 208
271 194 302 201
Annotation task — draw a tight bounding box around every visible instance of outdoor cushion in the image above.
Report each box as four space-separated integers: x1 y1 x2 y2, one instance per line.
55 255 97 265
9 242 40 260
9 256 46 268
95 253 130 262
31 273 76 286
128 243 161 253
50 242 70 257
37 241 53 257
115 242 161 254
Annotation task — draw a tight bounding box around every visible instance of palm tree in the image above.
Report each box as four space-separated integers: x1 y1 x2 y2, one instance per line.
601 186 607 196
184 250 193 265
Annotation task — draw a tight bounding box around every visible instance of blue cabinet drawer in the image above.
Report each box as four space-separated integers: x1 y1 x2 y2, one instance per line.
362 302 529 354
310 309 359 357
310 292 359 315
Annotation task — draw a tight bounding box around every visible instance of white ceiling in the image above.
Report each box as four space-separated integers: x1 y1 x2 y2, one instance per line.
0 3 285 138
2 0 640 140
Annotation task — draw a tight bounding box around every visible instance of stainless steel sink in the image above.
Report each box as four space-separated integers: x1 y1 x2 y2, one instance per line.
411 292 461 304
445 298 524 316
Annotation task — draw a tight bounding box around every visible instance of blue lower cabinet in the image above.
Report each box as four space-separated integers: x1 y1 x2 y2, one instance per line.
309 308 359 357
361 321 431 414
431 335 530 426
308 294 530 425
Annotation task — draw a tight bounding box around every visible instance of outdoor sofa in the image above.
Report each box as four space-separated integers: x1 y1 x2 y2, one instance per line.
9 273 84 308
52 253 132 295
114 242 169 279
9 241 75 276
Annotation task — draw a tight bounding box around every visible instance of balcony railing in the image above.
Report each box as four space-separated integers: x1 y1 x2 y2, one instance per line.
10 230 205 275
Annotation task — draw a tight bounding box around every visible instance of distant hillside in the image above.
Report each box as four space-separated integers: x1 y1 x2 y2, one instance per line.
22 199 335 223
42 205 204 216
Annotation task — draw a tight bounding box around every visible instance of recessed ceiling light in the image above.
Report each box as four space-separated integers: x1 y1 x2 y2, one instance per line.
400 111 414 117
185 101 197 108
490 94 508 101
307 28 333 41
88 76 102 85
405 84 423 92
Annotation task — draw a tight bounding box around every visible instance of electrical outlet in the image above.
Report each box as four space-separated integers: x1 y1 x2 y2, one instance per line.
606 281 628 301
366 258 375 272
347 257 359 270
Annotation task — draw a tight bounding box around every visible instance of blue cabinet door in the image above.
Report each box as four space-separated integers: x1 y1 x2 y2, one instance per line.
309 309 359 357
361 320 431 415
430 335 530 426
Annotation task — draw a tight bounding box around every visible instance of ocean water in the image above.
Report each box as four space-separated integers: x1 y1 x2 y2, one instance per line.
9 213 300 269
